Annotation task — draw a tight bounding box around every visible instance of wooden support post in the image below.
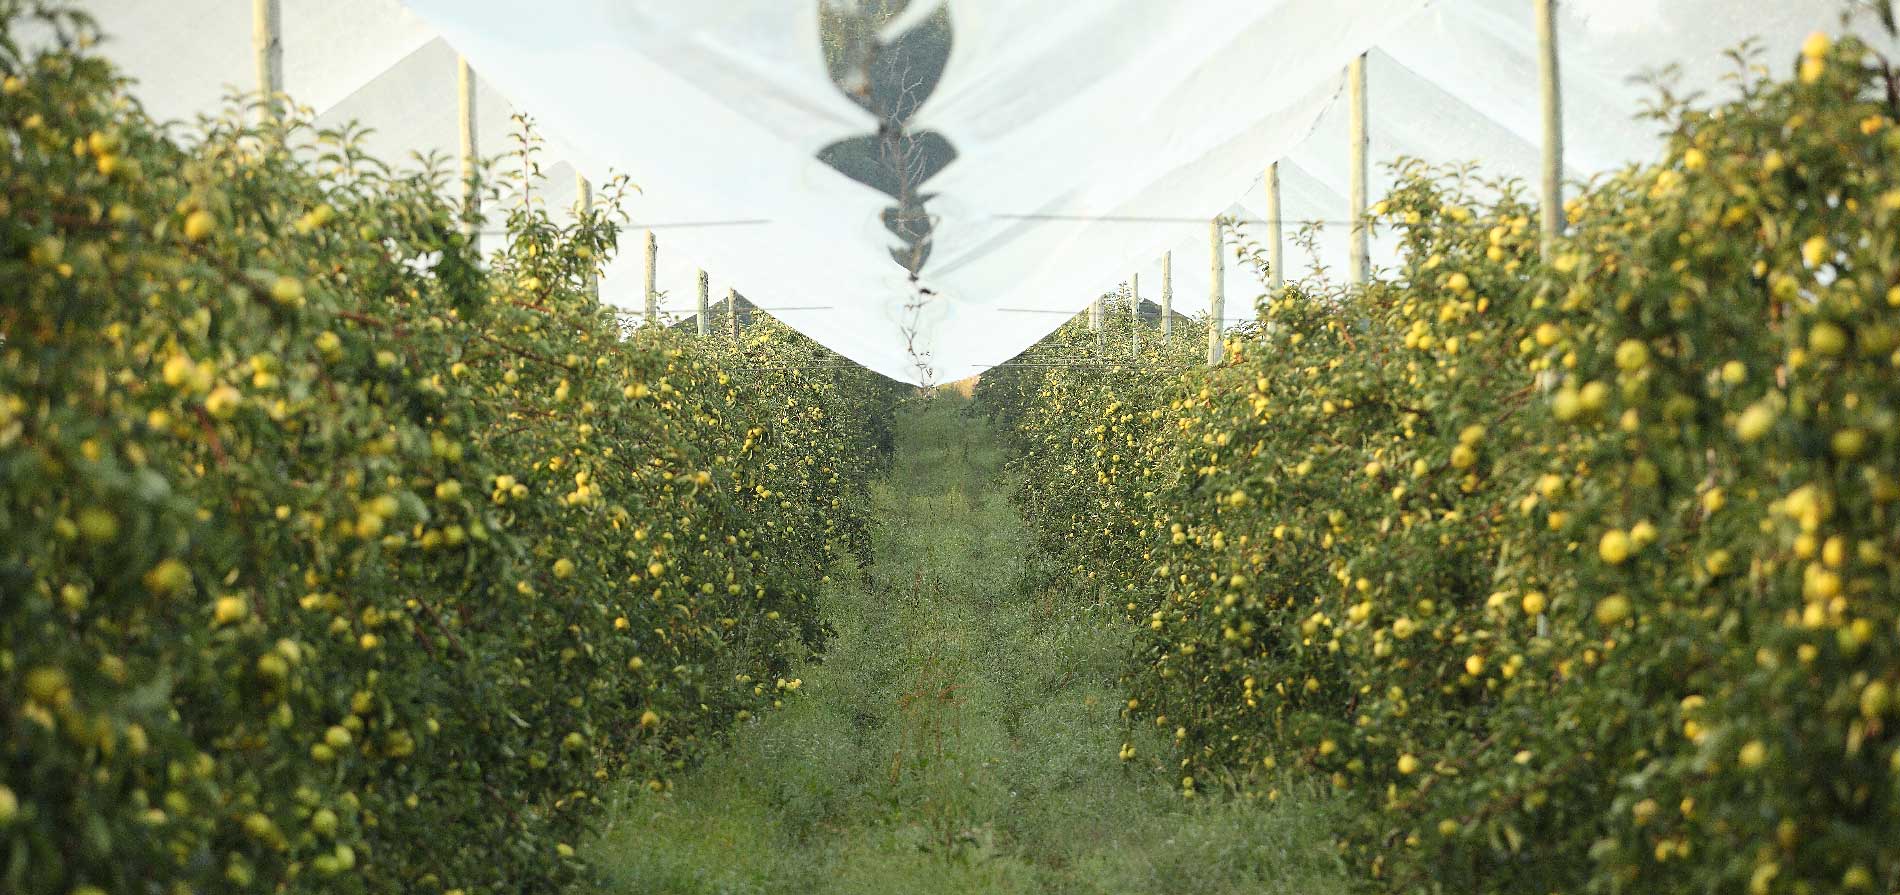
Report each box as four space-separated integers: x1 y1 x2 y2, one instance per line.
1160 251 1173 339
1348 54 1369 286
695 270 710 337
1207 218 1225 367
252 0 283 117
575 174 597 300
1265 161 1285 292
728 288 741 340
642 230 658 325
1130 272 1141 356
458 56 480 256
1537 0 1563 258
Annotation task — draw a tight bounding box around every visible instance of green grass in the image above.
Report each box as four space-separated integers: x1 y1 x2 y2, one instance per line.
584 398 1352 895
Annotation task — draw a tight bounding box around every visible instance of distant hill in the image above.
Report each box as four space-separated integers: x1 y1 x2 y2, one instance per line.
669 292 760 333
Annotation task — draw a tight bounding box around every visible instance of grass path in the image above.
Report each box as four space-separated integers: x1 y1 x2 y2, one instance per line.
585 399 1350 895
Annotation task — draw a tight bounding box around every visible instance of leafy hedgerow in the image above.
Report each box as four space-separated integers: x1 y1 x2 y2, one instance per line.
983 31 1900 895
0 5 897 894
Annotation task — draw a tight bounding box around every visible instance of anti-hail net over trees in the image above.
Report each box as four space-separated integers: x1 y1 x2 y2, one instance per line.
76 0 1900 384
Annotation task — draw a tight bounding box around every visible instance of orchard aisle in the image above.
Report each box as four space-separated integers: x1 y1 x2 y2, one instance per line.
584 398 1349 895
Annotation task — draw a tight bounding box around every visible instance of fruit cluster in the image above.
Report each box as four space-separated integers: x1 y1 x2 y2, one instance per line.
983 33 1900 895
1 7 897 894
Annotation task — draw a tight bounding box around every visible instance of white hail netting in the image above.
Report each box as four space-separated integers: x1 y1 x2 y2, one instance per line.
63 1 1900 383
1157 0 1900 321
395 0 1423 383
72 0 718 329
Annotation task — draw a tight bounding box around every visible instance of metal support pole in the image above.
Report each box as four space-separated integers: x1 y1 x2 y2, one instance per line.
1130 272 1141 356
1160 251 1173 339
252 0 283 117
1537 0 1564 258
1207 218 1225 367
642 230 658 325
1348 54 1369 286
458 56 480 256
1265 162 1285 292
695 270 710 337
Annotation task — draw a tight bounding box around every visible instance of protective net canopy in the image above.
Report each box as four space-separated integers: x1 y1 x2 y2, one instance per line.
77 0 1898 384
